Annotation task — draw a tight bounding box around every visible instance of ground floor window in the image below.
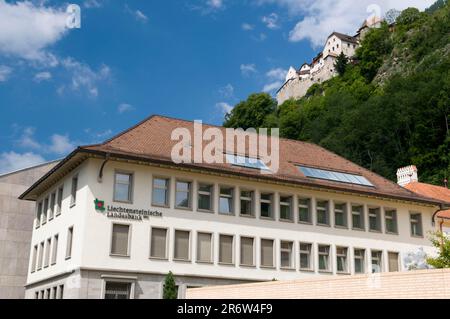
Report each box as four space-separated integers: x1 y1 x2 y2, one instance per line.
104 282 132 299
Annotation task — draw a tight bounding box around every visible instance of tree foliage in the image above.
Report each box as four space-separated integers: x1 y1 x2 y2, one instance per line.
222 2 450 184
163 271 177 299
334 52 349 76
426 232 450 268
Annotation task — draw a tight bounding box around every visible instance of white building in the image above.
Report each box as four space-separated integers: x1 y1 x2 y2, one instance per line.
21 115 449 299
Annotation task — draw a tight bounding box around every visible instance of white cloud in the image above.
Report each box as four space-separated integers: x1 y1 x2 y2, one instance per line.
118 103 134 113
59 58 111 97
17 127 77 156
207 0 224 9
242 23 255 31
34 71 52 82
216 102 233 115
84 0 103 8
263 81 283 93
262 13 280 29
0 151 46 175
0 0 69 63
219 84 234 98
257 0 435 48
266 67 287 81
135 10 149 23
240 64 257 76
0 65 12 82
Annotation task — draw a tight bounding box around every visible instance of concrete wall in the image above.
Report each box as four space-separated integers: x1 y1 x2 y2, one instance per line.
0 161 58 299
186 268 450 299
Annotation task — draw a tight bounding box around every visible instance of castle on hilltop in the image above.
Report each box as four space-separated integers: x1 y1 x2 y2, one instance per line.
276 16 383 105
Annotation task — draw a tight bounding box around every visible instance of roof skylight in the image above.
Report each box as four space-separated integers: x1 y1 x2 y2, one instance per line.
298 166 374 187
226 154 269 171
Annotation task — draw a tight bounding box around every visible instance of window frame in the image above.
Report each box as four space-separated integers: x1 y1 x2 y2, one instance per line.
151 176 171 208
109 223 132 257
51 234 59 266
279 195 294 222
384 208 398 235
299 242 314 271
336 246 349 274
239 236 255 267
260 238 275 269
368 207 382 233
388 251 400 272
113 171 134 204
196 232 214 264
31 244 38 273
370 250 383 273
239 188 255 218
218 185 235 215
351 204 365 231
174 180 193 210
409 212 423 238
44 237 51 268
42 196 49 225
316 200 330 226
280 240 295 270
353 248 366 274
298 197 312 224
197 182 214 213
318 244 331 273
70 174 78 208
102 278 135 300
56 186 63 216
260 192 274 220
65 226 73 260
333 202 348 228
149 227 169 260
49 192 56 221
173 229 192 262
218 234 235 266
36 201 43 229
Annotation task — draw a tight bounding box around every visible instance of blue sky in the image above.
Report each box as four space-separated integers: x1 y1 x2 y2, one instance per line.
0 0 434 173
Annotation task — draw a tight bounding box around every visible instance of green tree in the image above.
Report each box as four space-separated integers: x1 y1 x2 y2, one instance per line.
163 271 178 299
426 232 450 268
224 93 277 129
334 52 349 76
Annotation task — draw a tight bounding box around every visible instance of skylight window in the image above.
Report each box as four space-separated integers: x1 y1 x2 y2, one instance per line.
298 166 374 187
226 154 269 171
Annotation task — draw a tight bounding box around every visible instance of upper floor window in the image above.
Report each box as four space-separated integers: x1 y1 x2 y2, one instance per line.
49 192 56 221
316 200 330 226
152 178 170 207
354 249 365 274
42 197 49 225
298 198 312 224
44 238 51 268
240 190 254 216
219 186 234 215
198 183 213 212
369 207 381 232
110 224 130 257
38 241 44 270
299 243 313 270
175 181 192 209
410 213 423 237
260 193 273 219
31 245 38 273
36 201 43 228
51 234 58 265
66 227 73 259
56 186 63 216
385 209 398 234
70 175 78 206
280 241 294 269
279 195 293 221
352 205 364 230
334 202 347 227
114 172 133 203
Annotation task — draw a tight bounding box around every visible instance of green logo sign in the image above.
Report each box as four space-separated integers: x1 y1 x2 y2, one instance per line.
94 198 105 212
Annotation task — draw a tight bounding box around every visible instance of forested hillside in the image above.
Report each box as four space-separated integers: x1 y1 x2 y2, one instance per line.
224 1 450 185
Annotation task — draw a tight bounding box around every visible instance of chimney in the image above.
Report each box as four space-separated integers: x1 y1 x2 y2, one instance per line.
397 165 418 187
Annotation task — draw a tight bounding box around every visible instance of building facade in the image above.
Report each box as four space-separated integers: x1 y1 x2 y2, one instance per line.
0 161 59 299
21 116 448 299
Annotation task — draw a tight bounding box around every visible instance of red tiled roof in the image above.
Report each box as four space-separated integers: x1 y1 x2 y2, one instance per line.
72 115 445 205
404 182 450 203
437 210 450 220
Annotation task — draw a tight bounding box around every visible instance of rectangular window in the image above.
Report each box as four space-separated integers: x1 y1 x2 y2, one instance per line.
198 183 213 211
111 224 130 256
260 193 273 219
260 239 274 268
44 238 51 268
56 186 63 216
49 192 56 220
219 186 234 215
46 288 51 299
70 175 78 206
42 197 49 225
51 235 58 265
334 203 347 227
279 196 293 221
31 245 38 273
219 235 234 264
240 237 254 266
280 241 294 269
369 207 381 232
240 190 254 216
150 228 167 259
66 227 73 259
104 282 132 299
318 245 330 272
197 232 213 263
152 178 170 207
336 247 348 273
36 201 43 228
410 213 423 237
37 241 44 270
174 230 190 261
352 205 364 230
52 287 57 299
316 200 329 225
371 250 382 273
114 172 133 203
35 291 39 299
58 285 64 299
388 252 399 272
354 249 365 274
175 181 192 209
385 209 398 234
298 198 312 223
300 243 313 270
